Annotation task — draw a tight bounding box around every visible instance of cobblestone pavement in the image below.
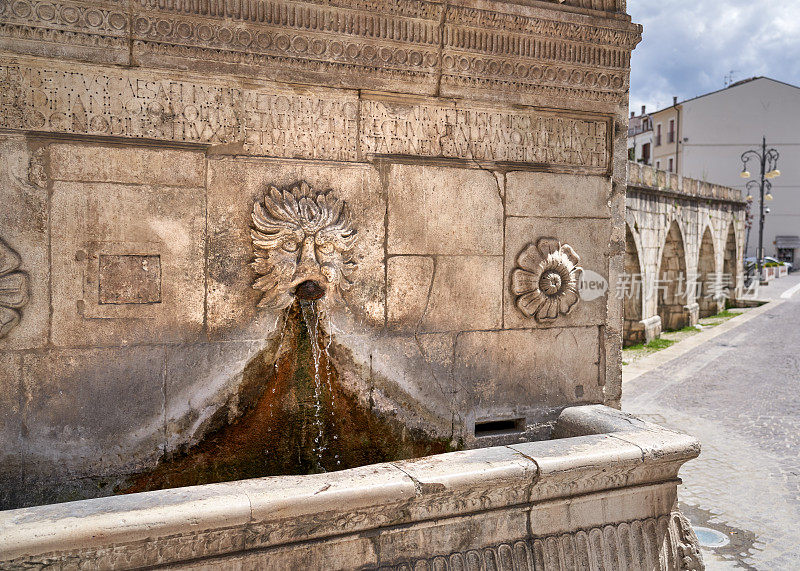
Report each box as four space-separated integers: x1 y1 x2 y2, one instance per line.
623 274 800 570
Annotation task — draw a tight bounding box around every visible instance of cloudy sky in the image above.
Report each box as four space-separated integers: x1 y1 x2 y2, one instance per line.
628 0 800 114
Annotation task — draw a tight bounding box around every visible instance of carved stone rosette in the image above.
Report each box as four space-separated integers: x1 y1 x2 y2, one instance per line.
511 237 582 322
250 182 357 309
0 238 30 339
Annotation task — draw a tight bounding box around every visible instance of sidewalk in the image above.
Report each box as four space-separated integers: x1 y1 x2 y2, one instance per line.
622 272 800 384
746 270 800 301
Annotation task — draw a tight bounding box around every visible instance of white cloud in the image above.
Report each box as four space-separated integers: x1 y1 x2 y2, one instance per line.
629 0 800 114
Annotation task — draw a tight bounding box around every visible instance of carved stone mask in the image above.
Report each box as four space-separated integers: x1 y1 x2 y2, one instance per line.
251 182 357 308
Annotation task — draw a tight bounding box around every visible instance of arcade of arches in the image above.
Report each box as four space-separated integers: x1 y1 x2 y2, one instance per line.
624 163 747 346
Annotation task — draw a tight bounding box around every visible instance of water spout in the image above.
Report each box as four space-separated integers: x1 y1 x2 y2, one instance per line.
294 280 326 301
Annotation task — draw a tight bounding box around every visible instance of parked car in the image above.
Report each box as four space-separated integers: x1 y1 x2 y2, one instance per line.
744 256 793 271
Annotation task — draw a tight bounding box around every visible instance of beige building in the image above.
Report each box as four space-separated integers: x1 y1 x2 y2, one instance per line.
627 105 654 165
651 97 681 174
647 78 800 263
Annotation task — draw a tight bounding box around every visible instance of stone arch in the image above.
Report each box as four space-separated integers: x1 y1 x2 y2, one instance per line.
623 224 645 346
657 221 689 330
697 226 718 318
722 222 738 302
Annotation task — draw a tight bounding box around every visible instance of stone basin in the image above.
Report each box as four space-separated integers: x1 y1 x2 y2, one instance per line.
0 405 702 570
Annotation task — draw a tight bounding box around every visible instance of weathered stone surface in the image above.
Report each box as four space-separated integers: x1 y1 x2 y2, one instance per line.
386 256 435 330
0 353 23 508
49 158 205 346
0 136 48 349
421 256 504 332
388 254 503 333
455 327 602 440
506 172 611 218
504 217 611 330
364 332 459 437
98 254 162 305
21 347 166 477
387 164 503 256
164 341 267 451
49 144 206 187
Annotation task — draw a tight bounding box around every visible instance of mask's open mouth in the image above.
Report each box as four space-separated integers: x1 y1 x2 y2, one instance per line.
294 279 326 301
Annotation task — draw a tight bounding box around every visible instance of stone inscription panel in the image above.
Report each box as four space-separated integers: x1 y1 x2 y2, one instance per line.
0 58 358 160
0 58 609 169
361 97 610 170
98 254 161 305
0 60 241 143
242 91 358 159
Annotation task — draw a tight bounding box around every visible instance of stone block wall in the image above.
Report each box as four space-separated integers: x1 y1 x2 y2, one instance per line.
0 0 641 507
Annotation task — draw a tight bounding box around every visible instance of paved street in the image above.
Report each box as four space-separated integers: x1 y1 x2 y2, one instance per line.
623 274 800 570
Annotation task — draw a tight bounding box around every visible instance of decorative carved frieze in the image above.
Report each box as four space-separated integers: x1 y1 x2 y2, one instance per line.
1 512 703 570
251 182 357 308
383 512 704 570
0 0 641 105
133 0 626 18
511 237 583 321
0 238 30 339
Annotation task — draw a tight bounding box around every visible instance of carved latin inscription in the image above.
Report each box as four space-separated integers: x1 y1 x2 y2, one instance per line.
361 99 609 169
0 238 30 339
242 92 358 160
0 59 358 160
0 59 608 168
251 182 357 309
511 238 583 322
0 61 240 142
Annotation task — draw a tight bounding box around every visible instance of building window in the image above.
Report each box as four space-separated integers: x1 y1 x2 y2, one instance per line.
668 158 674 172
642 143 651 164
656 160 661 170
668 119 675 143
655 124 662 146
628 146 635 161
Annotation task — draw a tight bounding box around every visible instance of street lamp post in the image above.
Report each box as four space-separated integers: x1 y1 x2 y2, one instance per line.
740 137 780 278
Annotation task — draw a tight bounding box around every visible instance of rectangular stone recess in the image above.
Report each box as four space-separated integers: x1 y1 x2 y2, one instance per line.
98 254 161 305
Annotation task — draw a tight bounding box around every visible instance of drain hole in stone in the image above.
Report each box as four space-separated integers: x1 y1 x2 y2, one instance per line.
474 418 524 437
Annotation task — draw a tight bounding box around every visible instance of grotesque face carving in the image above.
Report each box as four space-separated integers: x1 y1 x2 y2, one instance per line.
251 182 358 308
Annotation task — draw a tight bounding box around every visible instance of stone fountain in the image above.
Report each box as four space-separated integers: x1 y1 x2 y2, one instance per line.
0 0 703 568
